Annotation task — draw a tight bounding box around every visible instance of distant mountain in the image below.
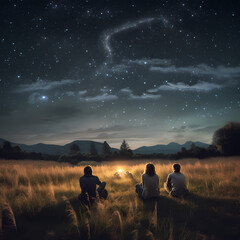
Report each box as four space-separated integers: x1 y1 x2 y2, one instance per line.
0 138 210 155
133 141 210 154
0 138 118 155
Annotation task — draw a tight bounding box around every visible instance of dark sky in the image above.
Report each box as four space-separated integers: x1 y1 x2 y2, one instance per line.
1 0 240 148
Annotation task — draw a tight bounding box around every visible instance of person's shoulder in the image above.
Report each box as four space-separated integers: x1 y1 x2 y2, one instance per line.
142 173 147 178
92 175 99 179
80 175 85 181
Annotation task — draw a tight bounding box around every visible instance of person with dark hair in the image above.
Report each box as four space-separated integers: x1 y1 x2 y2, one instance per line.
164 163 188 197
78 165 108 206
136 163 160 199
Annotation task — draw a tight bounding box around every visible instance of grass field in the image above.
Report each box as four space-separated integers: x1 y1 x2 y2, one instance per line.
0 157 240 240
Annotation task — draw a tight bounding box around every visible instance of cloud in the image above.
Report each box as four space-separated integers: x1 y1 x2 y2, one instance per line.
150 64 240 79
128 58 172 66
95 132 119 139
147 82 223 93
168 126 187 133
86 125 130 133
106 58 172 73
192 125 219 133
80 93 118 102
15 79 76 93
168 124 219 134
79 90 88 96
120 88 161 100
109 64 130 73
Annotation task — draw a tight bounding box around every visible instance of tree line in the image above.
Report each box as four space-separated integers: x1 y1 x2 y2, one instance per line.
0 122 240 163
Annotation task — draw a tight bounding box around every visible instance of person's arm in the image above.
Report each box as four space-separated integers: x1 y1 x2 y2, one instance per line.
166 174 172 191
96 176 101 185
80 177 86 194
142 175 145 188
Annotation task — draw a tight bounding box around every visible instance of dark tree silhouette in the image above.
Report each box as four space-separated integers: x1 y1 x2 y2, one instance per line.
70 144 80 154
102 141 111 155
90 142 98 155
13 145 22 153
212 122 240 155
2 141 12 152
120 139 133 158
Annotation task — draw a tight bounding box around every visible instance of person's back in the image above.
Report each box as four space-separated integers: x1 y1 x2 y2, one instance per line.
79 166 107 205
165 163 188 197
142 173 160 199
80 174 101 198
136 163 160 199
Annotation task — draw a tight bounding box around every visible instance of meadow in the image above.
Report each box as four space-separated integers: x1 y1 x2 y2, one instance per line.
0 157 240 240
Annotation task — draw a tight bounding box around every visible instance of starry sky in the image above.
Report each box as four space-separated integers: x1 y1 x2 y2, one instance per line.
1 0 240 148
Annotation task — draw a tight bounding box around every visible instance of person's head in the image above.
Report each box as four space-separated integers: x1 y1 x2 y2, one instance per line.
173 163 181 173
84 166 92 175
145 163 156 176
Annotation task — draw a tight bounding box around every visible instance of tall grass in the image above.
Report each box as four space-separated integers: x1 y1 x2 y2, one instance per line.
0 157 240 239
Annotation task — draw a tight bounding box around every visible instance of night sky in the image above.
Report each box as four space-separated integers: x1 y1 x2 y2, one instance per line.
1 0 240 148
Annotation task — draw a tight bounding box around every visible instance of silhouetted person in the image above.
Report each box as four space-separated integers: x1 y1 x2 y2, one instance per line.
79 166 108 206
164 163 188 197
136 163 160 199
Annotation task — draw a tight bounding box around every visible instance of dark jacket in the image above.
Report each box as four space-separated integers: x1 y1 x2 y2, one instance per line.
79 175 101 197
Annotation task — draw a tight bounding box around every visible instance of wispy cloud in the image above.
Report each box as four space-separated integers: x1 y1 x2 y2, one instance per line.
128 58 172 66
107 58 172 73
86 125 130 133
150 64 240 79
168 124 219 134
95 132 119 139
109 64 130 73
79 90 88 96
120 88 161 100
15 79 76 93
148 81 223 93
168 126 187 133
80 93 118 102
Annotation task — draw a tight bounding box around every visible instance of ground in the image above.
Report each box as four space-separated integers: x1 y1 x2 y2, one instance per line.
0 157 240 240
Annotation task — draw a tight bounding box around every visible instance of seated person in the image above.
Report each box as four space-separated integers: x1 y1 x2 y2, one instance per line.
78 166 108 205
164 163 188 197
136 163 160 199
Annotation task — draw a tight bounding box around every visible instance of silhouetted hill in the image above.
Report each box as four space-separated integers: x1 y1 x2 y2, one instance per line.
0 138 209 155
0 138 119 155
133 141 210 154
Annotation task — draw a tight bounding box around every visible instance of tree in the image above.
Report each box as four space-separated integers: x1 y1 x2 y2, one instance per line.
212 122 240 155
102 141 111 155
120 139 133 158
70 144 80 154
13 145 22 153
90 142 98 156
2 141 12 152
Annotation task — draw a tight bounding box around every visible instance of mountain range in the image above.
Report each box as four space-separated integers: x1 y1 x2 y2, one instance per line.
0 138 210 155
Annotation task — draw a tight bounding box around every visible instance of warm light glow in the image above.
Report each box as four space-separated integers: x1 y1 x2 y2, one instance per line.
118 169 123 173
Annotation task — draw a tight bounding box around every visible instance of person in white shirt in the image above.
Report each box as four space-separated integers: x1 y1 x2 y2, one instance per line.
165 163 188 197
136 163 160 199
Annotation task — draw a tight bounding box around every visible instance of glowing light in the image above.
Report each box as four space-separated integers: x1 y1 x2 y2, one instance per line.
118 169 123 173
41 95 48 101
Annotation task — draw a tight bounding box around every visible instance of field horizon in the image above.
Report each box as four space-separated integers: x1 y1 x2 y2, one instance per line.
0 157 240 240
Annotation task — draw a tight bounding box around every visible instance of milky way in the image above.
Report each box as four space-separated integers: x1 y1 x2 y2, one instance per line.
102 16 170 61
0 0 240 148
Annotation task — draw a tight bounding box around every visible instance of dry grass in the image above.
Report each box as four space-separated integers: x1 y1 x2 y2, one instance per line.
0 157 240 240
